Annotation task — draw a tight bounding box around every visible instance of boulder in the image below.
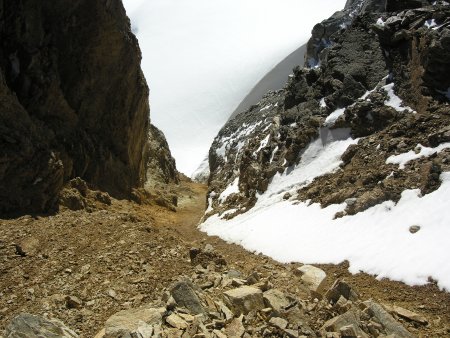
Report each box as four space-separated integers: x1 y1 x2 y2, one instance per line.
4 313 78 338
223 286 265 315
104 306 164 338
170 280 206 315
363 301 415 338
320 310 368 338
325 279 359 304
296 265 327 293
263 289 290 313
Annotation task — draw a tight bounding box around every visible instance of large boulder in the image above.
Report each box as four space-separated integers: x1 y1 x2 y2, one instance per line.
170 280 206 315
104 306 165 338
223 286 265 315
296 265 327 293
4 313 78 338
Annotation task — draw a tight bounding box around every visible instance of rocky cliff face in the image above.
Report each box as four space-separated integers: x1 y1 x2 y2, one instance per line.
205 1 450 220
0 0 177 215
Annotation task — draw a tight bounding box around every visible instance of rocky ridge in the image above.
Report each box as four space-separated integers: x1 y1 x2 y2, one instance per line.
0 0 178 216
204 1 450 221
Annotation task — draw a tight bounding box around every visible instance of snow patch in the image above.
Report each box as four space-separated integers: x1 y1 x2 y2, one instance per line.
424 19 437 28
324 108 345 127
383 83 415 113
386 143 450 169
270 146 279 163
376 17 385 26
218 177 240 203
319 98 327 108
253 134 270 156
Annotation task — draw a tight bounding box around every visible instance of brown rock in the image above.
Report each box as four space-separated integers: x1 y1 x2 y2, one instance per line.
223 286 265 315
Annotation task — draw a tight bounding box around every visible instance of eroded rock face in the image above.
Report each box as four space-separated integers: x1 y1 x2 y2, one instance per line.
0 0 174 215
145 124 179 190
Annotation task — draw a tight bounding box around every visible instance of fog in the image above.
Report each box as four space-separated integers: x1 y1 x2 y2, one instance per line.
122 0 346 175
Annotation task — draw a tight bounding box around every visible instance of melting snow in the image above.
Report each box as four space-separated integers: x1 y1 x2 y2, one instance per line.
424 19 437 28
218 177 240 203
270 146 279 163
201 132 450 290
253 134 270 156
376 17 385 26
383 83 415 113
387 143 450 169
324 108 345 127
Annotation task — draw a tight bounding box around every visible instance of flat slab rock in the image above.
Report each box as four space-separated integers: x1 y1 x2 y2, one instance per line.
4 313 78 338
223 286 265 315
104 306 165 338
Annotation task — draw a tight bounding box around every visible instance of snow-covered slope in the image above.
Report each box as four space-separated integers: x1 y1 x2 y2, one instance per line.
122 0 346 175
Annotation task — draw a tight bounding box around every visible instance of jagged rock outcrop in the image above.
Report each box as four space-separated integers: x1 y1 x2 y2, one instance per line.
305 0 435 66
0 0 176 216
205 1 450 219
146 124 179 190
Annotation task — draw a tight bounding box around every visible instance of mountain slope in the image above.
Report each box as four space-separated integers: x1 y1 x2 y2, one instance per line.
201 1 450 289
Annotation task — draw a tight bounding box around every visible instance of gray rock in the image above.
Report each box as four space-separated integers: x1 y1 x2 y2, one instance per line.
363 300 415 338
224 316 245 338
409 225 421 234
389 305 427 325
170 280 206 315
269 317 288 330
4 313 78 338
325 279 359 303
104 306 164 338
320 310 368 338
263 289 290 313
223 286 265 315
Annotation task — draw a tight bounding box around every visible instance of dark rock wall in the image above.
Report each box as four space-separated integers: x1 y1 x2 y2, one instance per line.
0 0 174 215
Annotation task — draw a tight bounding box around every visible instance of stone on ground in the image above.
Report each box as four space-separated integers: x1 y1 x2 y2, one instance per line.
170 280 206 314
320 310 368 338
325 279 359 303
363 301 415 338
223 286 265 315
263 289 290 313
4 313 78 338
104 306 164 338
296 265 327 293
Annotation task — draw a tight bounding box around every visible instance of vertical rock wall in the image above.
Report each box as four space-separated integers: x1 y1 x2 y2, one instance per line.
0 0 175 215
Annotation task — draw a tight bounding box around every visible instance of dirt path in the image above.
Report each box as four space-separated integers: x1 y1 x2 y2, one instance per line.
0 178 448 337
